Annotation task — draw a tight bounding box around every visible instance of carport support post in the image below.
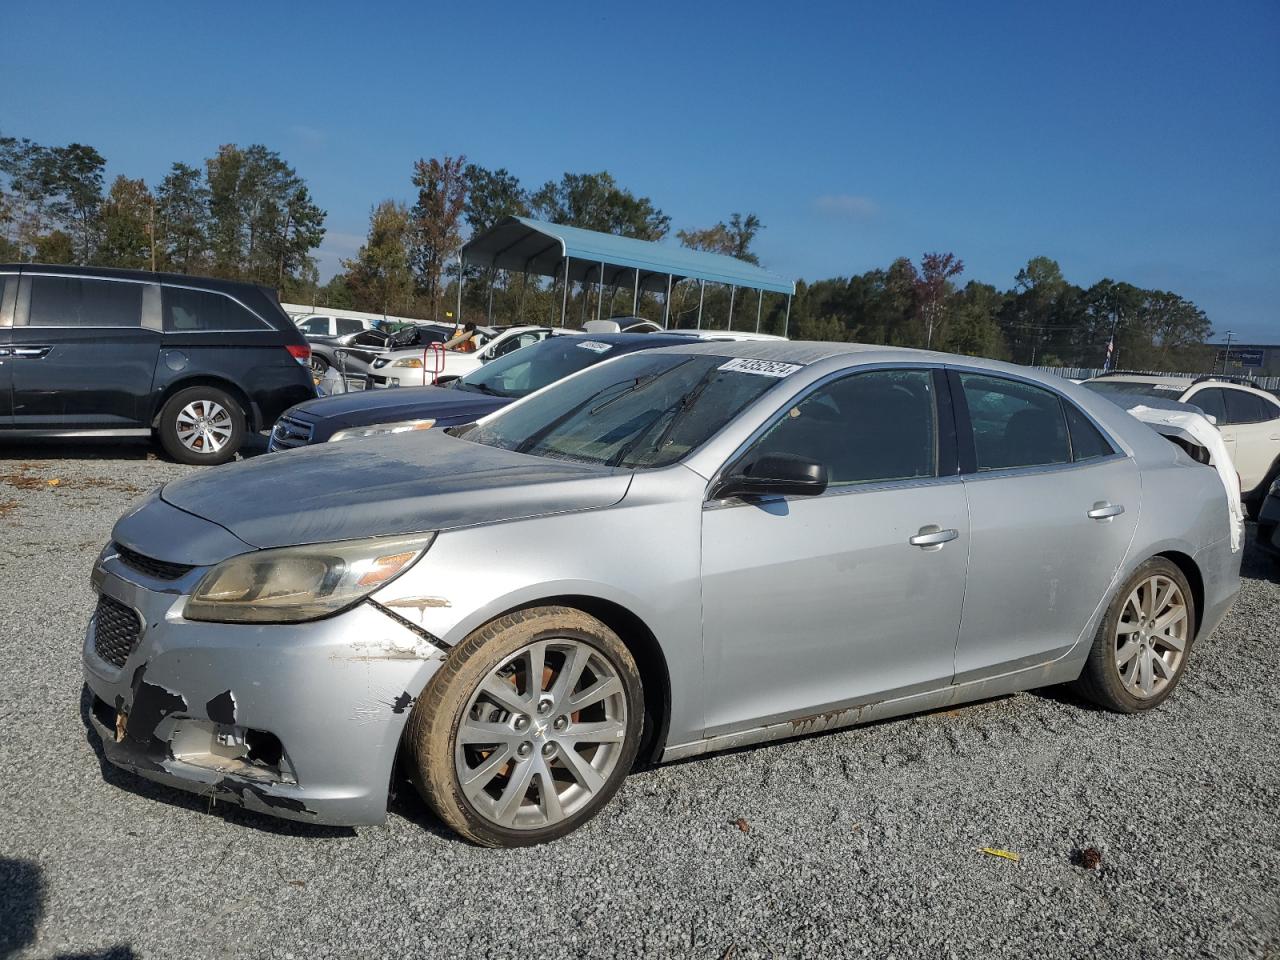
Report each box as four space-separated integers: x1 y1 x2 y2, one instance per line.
728 285 736 331
756 289 763 332
697 279 705 329
560 258 570 326
597 260 605 322
632 268 639 315
783 295 792 337
455 255 463 325
663 274 672 328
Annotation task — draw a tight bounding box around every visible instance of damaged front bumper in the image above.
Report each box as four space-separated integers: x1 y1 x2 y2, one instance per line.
83 547 446 826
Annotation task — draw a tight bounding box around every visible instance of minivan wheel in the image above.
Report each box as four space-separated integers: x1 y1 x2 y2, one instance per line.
405 606 643 847
310 355 329 378
157 386 245 465
1074 557 1196 712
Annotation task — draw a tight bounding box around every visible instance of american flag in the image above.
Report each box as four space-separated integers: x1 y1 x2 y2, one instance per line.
1103 335 1115 372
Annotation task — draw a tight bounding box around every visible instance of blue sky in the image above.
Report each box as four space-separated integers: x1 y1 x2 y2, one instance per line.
6 0 1278 340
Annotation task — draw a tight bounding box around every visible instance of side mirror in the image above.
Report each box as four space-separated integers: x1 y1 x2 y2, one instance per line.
713 453 828 500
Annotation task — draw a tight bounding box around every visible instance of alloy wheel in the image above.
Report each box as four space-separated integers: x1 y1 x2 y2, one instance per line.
174 400 234 454
1115 574 1188 699
454 638 628 830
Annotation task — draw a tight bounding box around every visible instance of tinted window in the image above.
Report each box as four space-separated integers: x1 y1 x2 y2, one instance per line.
491 331 545 358
336 318 364 336
744 369 936 485
0 275 11 323
1063 403 1115 461
28 276 142 328
163 287 265 332
465 352 783 468
1188 388 1227 423
1260 395 1280 422
300 317 328 333
959 373 1069 470
1223 389 1267 425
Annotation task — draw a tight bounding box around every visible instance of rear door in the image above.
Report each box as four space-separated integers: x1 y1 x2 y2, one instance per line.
10 273 160 430
950 370 1140 680
1219 388 1280 494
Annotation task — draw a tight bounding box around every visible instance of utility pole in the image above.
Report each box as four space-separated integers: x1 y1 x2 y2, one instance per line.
148 198 157 272
1219 330 1235 374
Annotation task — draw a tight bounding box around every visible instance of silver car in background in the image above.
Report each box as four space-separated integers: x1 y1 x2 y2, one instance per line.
83 342 1240 846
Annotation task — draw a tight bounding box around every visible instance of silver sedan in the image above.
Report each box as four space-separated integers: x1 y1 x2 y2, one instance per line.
83 342 1241 846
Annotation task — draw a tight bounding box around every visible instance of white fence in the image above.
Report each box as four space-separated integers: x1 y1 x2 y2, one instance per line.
1036 365 1280 392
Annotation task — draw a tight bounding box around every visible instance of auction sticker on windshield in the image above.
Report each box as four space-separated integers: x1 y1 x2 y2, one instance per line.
719 358 803 378
577 341 613 353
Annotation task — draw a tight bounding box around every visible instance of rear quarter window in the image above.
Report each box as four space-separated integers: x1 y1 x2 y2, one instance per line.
163 287 267 332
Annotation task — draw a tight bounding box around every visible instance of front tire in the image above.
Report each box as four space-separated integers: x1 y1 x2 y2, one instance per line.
405 606 643 847
157 386 246 465
1075 557 1196 712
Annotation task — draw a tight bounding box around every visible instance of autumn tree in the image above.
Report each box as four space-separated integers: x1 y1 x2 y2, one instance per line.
678 212 763 264
95 175 154 269
343 200 415 316
914 251 964 348
409 154 468 321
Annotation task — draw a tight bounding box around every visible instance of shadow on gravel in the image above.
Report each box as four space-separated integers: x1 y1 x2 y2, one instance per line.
384 761 468 842
0 857 136 960
0 432 269 463
77 687 355 840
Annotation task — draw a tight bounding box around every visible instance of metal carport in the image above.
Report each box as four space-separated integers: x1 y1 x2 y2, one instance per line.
457 216 796 333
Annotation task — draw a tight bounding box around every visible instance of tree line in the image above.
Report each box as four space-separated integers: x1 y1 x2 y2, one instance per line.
1 135 1212 370
0 135 325 296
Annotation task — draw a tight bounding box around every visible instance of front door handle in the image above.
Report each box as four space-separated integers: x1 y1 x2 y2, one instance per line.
1087 501 1125 521
909 525 959 550
10 346 51 358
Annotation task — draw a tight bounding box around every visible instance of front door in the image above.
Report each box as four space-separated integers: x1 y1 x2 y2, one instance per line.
700 367 970 737
10 274 160 430
950 371 1141 680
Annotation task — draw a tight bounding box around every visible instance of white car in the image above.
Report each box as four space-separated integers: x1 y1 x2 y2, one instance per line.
295 314 374 338
368 325 555 387
1084 373 1280 507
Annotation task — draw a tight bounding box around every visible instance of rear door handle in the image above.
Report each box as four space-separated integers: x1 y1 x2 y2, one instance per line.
10 346 51 358
909 525 959 550
1087 502 1125 520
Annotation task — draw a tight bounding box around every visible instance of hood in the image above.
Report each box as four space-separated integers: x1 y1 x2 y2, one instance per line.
160 430 632 550
287 385 508 427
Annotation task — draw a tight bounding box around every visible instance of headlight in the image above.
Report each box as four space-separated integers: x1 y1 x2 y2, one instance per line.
329 419 436 442
184 533 435 624
391 358 424 368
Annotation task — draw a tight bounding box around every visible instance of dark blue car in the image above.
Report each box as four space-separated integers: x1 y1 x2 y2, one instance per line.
269 331 691 451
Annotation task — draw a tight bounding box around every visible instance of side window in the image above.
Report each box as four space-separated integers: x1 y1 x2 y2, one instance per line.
1063 402 1116 461
0 275 13 324
350 330 387 348
163 287 265 332
28 276 142 328
958 373 1069 470
744 369 937 486
1224 389 1266 425
335 318 364 336
1187 387 1226 423
1260 395 1280 423
300 317 328 334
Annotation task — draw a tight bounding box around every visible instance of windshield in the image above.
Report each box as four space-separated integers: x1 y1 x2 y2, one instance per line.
1084 380 1188 400
455 336 627 399
463 352 791 468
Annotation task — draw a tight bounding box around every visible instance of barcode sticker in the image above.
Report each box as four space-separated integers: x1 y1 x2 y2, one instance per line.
718 358 803 378
577 341 613 353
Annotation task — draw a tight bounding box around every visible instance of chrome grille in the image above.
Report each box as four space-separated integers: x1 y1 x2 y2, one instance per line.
270 415 315 451
113 542 193 581
92 595 142 669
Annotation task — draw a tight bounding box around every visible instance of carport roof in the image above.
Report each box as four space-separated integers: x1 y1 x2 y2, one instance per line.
460 216 795 295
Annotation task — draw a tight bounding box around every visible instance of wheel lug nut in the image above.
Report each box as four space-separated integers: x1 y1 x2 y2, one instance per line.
518 741 532 757
541 741 556 757
553 716 568 731
514 716 529 731
538 699 553 715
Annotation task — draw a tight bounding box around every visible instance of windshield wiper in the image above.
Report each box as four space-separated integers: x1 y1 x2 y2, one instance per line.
609 366 719 467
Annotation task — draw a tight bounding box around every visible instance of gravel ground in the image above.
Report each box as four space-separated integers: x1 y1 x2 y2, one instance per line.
2 439 1279 960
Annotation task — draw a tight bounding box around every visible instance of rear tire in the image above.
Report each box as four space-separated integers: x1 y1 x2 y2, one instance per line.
1074 557 1196 712
157 386 246 466
405 606 643 847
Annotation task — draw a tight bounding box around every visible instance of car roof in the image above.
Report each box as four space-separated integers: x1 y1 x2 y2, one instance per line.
565 331 691 348
0 261 278 300
645 339 937 365
1084 373 1194 386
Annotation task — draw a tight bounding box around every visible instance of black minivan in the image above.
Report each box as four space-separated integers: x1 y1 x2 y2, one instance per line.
0 264 316 464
